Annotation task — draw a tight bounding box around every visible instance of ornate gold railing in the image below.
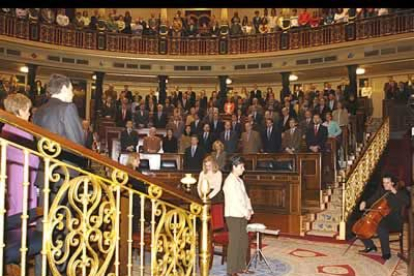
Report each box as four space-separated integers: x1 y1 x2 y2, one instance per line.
0 9 413 55
0 109 210 276
338 117 390 240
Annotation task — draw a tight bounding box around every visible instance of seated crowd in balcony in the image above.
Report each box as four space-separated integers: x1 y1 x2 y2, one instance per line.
0 8 401 37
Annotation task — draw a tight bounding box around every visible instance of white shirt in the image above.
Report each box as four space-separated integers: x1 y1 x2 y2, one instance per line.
197 170 222 199
56 14 69 27
223 173 253 218
361 87 373 98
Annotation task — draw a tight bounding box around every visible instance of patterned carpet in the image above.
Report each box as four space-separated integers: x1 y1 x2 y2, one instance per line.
209 236 408 276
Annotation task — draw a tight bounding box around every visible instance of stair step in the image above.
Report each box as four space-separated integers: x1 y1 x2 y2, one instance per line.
306 230 338 238
315 212 341 223
311 221 339 232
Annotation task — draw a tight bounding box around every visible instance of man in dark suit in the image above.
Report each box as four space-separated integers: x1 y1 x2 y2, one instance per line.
199 123 214 153
134 104 149 128
279 107 292 132
82 120 94 150
250 105 263 126
152 104 167 128
306 114 328 152
145 89 157 108
323 82 335 97
184 135 206 171
299 110 314 134
186 86 196 107
231 114 242 138
384 76 398 99
292 85 305 103
120 120 139 152
314 98 329 121
121 85 133 103
220 121 239 154
116 98 132 127
262 118 282 153
327 92 337 112
190 113 203 135
250 84 262 102
32 73 85 274
210 113 224 139
168 115 185 140
181 93 192 112
282 118 303 153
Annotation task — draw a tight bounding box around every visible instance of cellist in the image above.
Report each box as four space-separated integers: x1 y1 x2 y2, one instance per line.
358 173 409 260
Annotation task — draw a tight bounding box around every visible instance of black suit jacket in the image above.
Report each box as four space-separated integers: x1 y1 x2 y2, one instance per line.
134 110 150 127
84 130 94 150
231 122 242 137
33 98 84 146
184 145 205 171
190 120 203 135
152 112 167 128
279 115 292 132
120 129 139 152
219 130 239 154
262 126 282 153
145 95 157 108
162 136 178 153
305 124 328 151
250 90 262 100
198 132 214 153
210 120 224 137
314 105 329 120
116 107 132 127
33 98 85 166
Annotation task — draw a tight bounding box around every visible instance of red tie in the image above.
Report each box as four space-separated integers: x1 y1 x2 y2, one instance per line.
314 125 318 135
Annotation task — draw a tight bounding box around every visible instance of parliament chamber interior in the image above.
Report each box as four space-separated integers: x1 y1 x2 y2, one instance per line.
0 7 413 276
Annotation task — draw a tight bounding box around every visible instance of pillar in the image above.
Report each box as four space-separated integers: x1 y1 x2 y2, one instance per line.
160 8 168 25
347 64 358 99
26 63 37 96
280 72 291 102
93 71 105 120
158 75 168 105
220 8 229 25
218 76 228 111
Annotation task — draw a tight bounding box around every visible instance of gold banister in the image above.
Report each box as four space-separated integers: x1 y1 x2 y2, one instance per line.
0 109 208 276
0 109 201 205
338 117 390 240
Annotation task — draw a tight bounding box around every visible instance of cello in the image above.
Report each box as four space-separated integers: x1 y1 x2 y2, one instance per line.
352 192 391 239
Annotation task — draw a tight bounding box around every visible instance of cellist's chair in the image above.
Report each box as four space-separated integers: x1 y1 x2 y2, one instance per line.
389 205 409 261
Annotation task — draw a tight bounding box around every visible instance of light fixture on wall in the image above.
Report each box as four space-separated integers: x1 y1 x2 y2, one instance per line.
289 74 298 81
356 67 366 75
226 77 232 85
92 74 97 80
19 66 29 73
165 78 169 84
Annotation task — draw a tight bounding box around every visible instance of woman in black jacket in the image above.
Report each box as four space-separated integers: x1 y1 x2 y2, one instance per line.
162 128 178 153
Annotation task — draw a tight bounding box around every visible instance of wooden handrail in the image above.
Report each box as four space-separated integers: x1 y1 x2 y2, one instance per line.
0 9 413 55
0 109 202 205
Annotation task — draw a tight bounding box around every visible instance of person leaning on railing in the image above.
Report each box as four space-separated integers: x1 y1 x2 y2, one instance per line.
1 94 42 275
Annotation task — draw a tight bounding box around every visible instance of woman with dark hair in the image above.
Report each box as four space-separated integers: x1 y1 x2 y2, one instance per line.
358 174 409 260
179 125 192 153
223 156 254 276
162 128 178 153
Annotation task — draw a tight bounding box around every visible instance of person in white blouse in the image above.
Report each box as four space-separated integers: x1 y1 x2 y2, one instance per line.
223 156 254 276
56 9 70 27
197 156 222 202
360 80 373 118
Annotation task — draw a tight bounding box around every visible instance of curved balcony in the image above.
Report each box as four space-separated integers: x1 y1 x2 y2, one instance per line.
0 10 413 56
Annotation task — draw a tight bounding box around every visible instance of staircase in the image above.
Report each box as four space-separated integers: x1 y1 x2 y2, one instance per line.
301 118 385 239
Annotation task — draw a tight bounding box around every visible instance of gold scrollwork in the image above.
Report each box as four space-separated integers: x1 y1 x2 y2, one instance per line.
37 137 62 158
111 169 129 186
46 175 117 276
152 202 197 276
190 203 202 216
148 184 163 199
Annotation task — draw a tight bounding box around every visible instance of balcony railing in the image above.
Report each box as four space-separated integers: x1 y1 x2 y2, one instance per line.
0 108 210 276
0 10 413 56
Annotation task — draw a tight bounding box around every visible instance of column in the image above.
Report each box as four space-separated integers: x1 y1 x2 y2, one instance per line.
158 75 168 105
93 71 105 120
280 72 291 102
220 8 229 25
26 63 37 97
347 64 358 99
160 8 168 25
218 76 228 112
